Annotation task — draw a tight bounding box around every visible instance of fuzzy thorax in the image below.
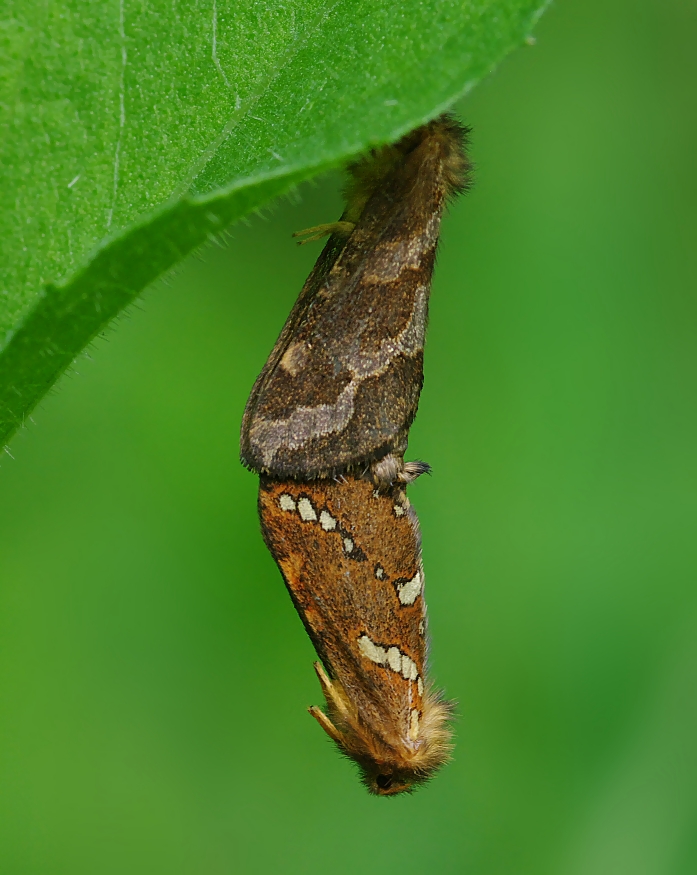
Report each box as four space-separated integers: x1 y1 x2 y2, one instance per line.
343 114 472 225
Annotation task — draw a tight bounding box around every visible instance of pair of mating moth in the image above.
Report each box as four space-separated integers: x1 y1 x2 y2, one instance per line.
240 115 471 795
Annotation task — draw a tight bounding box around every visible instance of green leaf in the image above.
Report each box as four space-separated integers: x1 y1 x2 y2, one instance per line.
0 0 548 445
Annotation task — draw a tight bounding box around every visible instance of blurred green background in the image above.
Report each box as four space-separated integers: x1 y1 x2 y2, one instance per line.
2 0 697 871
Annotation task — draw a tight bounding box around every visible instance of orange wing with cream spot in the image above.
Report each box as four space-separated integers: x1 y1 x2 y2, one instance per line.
258 474 452 795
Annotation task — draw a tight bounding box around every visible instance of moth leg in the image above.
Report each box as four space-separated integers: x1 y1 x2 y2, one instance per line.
309 662 352 744
308 706 344 745
292 221 355 245
312 661 352 721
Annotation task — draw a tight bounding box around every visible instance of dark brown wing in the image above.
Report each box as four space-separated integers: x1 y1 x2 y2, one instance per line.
241 120 467 478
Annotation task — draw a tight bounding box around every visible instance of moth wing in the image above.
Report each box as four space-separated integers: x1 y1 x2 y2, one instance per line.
258 476 427 753
241 134 452 477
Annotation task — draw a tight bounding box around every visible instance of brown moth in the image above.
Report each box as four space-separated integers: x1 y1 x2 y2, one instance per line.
258 458 452 795
241 115 471 479
241 115 470 794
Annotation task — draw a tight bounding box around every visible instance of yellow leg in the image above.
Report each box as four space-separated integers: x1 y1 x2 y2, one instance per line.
312 661 352 720
308 706 344 744
292 221 355 245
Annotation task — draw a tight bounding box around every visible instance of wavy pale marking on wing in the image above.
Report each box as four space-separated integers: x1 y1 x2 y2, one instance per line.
250 275 431 467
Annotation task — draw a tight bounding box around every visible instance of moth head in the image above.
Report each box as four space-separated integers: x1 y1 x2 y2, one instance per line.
309 662 453 796
362 759 435 797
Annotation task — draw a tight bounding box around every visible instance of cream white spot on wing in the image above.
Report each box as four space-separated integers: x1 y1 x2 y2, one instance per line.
409 709 420 740
358 635 387 665
278 494 296 512
394 505 405 517
418 618 425 635
375 566 385 580
319 510 336 531
397 570 422 605
401 654 418 681
297 497 317 522
279 340 308 376
343 537 354 554
387 647 402 672
358 637 423 688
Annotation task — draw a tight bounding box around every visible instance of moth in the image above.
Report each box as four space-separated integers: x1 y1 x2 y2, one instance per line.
241 115 470 479
241 115 471 794
259 460 453 794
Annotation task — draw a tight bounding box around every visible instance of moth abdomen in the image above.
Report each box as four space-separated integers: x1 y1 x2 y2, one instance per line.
371 453 431 488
